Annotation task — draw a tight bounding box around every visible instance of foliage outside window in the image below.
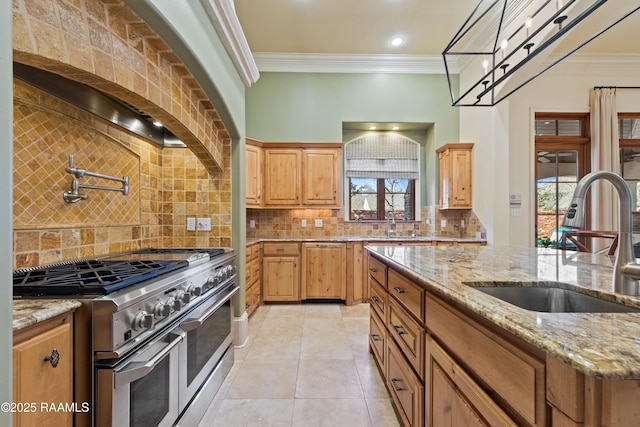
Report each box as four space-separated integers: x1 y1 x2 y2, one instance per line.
350 178 415 221
619 114 640 211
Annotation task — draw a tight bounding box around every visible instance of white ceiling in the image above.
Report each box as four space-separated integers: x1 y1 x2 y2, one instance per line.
234 0 640 72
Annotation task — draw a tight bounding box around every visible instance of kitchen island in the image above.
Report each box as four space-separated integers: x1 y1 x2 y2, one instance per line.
367 244 640 427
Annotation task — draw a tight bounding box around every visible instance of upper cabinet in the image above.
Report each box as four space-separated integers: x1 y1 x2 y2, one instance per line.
246 139 263 207
437 143 473 210
246 140 343 209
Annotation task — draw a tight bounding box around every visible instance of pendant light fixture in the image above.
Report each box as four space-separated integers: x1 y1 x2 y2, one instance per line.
443 0 639 106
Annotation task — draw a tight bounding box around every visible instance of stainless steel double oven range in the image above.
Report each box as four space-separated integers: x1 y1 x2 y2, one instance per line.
13 248 238 427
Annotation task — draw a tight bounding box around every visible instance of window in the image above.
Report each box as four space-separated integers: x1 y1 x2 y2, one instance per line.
350 178 415 220
619 113 640 211
345 133 419 221
534 113 589 248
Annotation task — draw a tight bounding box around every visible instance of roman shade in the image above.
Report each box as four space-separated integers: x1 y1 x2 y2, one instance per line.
345 133 419 179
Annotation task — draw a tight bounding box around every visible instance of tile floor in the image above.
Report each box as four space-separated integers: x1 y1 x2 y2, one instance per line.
197 303 400 427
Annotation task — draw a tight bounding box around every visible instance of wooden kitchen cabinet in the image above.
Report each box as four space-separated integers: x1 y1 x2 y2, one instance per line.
263 148 301 206
262 242 300 301
301 149 340 206
437 142 473 210
245 242 262 316
251 140 343 208
301 242 346 299
346 242 367 305
426 335 517 427
13 312 74 427
245 140 263 207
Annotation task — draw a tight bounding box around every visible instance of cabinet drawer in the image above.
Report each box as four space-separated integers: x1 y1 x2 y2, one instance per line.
426 294 546 426
246 244 254 260
426 336 517 427
388 269 424 322
250 258 260 286
369 278 387 321
389 298 424 381
263 242 299 256
368 255 387 287
387 338 424 427
369 310 386 370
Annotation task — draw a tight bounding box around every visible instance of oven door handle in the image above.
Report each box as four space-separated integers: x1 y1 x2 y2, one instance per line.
180 285 239 332
113 331 184 388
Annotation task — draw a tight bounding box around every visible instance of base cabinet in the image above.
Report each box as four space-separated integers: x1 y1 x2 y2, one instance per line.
245 243 262 315
262 243 300 302
426 335 517 427
301 243 346 299
13 313 74 427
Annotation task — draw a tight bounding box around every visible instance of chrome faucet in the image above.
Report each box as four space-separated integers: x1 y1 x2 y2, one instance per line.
562 171 640 295
386 211 396 238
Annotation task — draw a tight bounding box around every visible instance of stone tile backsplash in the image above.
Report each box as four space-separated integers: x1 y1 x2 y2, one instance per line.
246 206 483 239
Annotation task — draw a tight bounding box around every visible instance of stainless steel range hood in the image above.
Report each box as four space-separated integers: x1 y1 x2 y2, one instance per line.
13 62 185 148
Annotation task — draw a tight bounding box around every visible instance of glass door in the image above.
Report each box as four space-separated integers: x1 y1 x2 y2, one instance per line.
536 150 580 248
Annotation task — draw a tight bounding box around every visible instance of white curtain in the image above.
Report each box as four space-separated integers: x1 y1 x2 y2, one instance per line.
590 88 619 235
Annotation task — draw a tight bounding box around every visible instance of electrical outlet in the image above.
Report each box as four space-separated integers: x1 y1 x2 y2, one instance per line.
249 219 256 228
314 219 323 228
197 217 211 231
186 217 196 231
441 219 447 228
460 219 465 228
301 219 307 228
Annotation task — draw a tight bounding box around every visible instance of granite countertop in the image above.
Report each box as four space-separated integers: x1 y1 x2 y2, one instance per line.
247 236 486 245
366 244 640 380
13 299 82 332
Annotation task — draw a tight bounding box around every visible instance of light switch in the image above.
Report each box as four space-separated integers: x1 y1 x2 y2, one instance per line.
314 219 323 228
249 219 256 228
511 209 522 216
197 217 211 231
441 219 447 228
186 217 196 231
301 219 307 228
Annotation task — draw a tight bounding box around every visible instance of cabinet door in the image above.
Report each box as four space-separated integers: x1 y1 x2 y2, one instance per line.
346 242 365 305
426 336 517 427
302 149 340 206
246 144 262 206
301 243 346 299
264 149 301 206
450 148 472 208
13 322 73 427
262 256 300 301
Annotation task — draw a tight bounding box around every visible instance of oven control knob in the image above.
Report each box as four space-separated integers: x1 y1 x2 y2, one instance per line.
172 297 183 312
154 300 172 318
176 290 191 305
226 265 236 277
187 285 202 297
133 311 153 331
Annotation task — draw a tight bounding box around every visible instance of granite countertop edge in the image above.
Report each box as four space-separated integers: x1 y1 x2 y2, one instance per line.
13 299 82 332
246 236 486 245
365 244 640 380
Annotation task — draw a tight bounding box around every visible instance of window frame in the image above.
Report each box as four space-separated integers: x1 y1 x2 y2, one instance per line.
348 178 416 221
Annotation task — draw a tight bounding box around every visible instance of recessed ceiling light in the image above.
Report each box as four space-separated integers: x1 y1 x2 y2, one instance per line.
369 126 377 130
392 126 399 130
390 36 405 47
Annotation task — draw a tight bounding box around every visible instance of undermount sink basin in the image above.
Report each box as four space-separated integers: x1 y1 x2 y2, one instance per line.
463 281 640 313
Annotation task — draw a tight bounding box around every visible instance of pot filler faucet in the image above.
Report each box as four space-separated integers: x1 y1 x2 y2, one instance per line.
562 171 640 295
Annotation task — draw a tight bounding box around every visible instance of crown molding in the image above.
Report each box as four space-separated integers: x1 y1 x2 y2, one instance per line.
252 53 456 74
200 0 259 86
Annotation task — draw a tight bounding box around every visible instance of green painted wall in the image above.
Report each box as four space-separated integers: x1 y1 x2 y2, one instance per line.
245 72 459 206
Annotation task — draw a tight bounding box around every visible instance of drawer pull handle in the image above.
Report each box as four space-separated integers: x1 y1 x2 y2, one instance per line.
370 333 381 342
393 287 406 294
391 378 403 391
276 248 284 252
255 269 260 273
369 267 377 272
44 348 60 368
246 275 251 280
393 325 406 335
371 296 379 303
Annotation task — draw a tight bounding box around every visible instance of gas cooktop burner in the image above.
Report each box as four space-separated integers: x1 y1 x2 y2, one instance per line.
133 248 226 258
13 259 188 296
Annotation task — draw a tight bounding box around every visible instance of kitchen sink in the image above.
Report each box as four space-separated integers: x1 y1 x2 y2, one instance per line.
463 281 640 313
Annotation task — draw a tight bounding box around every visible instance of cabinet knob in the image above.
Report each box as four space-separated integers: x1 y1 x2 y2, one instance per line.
44 348 60 368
